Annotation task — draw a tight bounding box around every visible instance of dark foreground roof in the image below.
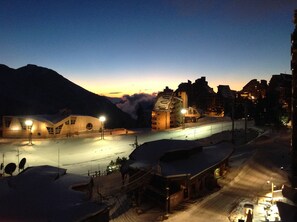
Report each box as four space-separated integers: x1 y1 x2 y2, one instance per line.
282 185 297 204
276 185 297 222
129 139 233 178
277 201 297 222
0 165 107 221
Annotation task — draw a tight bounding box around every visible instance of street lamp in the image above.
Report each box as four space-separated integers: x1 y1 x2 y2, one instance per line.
99 116 106 140
25 119 33 145
181 108 187 129
267 180 276 203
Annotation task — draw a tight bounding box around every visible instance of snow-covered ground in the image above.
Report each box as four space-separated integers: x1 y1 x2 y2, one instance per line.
0 119 249 176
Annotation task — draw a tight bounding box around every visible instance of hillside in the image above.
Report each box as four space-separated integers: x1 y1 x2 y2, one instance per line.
0 64 136 128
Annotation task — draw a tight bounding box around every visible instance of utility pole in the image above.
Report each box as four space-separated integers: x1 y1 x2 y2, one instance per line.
291 9 297 186
231 96 235 144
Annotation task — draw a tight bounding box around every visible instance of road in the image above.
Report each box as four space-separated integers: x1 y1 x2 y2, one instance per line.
165 129 291 222
0 118 249 176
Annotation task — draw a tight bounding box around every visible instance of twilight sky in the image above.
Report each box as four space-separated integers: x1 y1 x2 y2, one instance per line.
1 1 297 97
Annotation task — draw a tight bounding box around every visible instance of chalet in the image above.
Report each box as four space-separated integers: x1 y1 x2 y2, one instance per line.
127 139 233 211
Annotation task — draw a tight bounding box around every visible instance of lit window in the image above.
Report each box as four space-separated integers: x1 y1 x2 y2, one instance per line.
46 127 54 134
71 117 76 125
55 124 63 134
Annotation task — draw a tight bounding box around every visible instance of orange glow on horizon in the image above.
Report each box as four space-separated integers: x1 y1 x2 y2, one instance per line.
71 73 260 97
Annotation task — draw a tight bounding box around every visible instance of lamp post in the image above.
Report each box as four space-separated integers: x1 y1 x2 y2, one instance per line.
99 116 106 140
25 119 33 145
181 108 187 129
267 180 276 203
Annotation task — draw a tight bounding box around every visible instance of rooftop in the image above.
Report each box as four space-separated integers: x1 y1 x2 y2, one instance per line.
0 165 107 221
129 139 234 178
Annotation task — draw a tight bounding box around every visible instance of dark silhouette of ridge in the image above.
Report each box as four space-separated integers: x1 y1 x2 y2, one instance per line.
0 64 136 128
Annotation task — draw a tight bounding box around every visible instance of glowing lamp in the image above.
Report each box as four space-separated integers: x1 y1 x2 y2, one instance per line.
181 109 187 115
25 119 33 127
99 116 106 140
99 116 106 122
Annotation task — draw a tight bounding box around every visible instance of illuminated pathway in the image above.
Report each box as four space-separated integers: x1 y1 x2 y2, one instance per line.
0 118 250 175
165 130 290 222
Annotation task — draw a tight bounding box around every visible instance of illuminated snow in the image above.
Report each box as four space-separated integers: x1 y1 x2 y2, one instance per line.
0 119 248 176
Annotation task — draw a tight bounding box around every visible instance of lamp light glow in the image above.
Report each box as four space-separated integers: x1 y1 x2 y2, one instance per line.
181 109 187 129
99 116 106 140
99 116 106 122
25 119 33 127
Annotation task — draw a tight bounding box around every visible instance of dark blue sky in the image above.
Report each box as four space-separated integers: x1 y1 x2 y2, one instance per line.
1 0 297 96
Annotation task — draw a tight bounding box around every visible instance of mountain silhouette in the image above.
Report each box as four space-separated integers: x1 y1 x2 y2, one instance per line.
0 64 136 128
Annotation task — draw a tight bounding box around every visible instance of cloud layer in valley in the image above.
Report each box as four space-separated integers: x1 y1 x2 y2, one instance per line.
116 93 156 119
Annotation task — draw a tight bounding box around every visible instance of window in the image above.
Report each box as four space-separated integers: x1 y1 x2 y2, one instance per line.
86 123 93 130
46 127 54 134
55 124 63 134
4 117 12 128
70 117 76 125
20 120 27 130
65 120 69 125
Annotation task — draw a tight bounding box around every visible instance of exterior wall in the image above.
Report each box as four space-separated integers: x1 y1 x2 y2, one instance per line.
191 179 203 197
179 91 188 108
167 162 226 210
170 97 183 128
128 159 229 212
152 87 185 130
2 116 52 138
169 190 184 209
2 115 102 138
151 111 170 130
151 97 183 130
55 115 101 136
